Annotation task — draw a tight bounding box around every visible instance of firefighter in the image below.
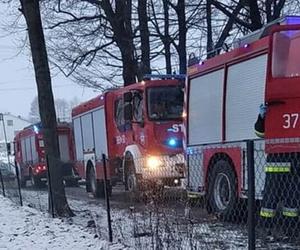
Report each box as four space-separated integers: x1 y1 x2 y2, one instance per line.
255 104 299 236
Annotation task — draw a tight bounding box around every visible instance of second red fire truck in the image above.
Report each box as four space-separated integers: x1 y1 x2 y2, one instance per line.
14 122 79 187
72 78 185 198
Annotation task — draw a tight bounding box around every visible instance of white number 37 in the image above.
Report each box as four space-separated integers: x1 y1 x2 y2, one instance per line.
283 113 299 129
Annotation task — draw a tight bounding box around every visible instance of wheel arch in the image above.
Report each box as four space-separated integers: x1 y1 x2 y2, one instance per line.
85 160 95 179
204 148 242 194
122 144 143 175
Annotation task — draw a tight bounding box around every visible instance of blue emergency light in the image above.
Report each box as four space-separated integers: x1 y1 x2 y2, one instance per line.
33 125 39 134
168 138 177 147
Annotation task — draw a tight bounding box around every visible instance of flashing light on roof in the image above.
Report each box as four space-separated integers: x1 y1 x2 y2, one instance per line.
199 61 204 65
285 16 300 25
33 125 39 134
243 43 249 48
100 95 104 100
141 80 146 85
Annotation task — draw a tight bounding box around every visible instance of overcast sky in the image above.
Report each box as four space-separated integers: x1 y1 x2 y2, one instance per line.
0 3 98 120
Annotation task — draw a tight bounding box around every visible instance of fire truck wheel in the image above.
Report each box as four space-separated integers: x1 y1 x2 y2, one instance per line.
65 179 79 187
20 178 27 188
88 167 105 198
207 159 237 220
30 174 44 188
124 154 140 193
127 173 138 193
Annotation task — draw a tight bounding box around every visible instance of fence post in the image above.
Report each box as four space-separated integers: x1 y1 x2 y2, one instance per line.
102 153 113 242
14 159 23 206
46 155 55 218
0 168 5 197
247 140 256 250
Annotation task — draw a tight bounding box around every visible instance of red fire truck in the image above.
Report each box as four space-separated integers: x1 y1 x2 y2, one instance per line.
14 122 79 187
72 78 185 198
185 16 300 217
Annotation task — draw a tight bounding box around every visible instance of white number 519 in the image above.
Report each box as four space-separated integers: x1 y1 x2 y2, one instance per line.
283 113 299 129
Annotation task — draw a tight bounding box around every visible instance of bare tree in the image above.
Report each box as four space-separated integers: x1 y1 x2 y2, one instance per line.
19 0 73 217
9 0 300 92
137 0 151 79
29 96 77 122
29 96 40 123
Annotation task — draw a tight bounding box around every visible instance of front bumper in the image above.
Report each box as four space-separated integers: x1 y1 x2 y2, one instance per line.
137 153 185 179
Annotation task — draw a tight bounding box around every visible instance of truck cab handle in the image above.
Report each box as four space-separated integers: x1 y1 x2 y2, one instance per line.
266 100 286 106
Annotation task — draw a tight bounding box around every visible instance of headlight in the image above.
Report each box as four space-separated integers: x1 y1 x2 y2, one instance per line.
146 156 161 170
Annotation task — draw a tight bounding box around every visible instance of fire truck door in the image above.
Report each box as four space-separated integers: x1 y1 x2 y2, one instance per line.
132 92 146 148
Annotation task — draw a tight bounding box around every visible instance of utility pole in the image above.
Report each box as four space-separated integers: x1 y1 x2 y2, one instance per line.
0 113 11 167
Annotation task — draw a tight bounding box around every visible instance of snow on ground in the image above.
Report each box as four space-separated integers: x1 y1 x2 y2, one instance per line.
0 196 125 250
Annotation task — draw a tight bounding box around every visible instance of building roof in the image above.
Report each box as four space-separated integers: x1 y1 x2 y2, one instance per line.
1 113 31 123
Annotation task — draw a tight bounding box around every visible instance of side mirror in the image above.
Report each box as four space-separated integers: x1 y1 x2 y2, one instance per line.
124 92 132 102
124 103 133 121
6 143 11 155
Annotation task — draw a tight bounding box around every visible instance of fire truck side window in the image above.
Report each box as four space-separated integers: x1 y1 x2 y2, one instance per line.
114 98 130 132
133 92 143 123
21 139 26 162
73 117 83 161
25 137 32 163
272 29 300 78
31 136 38 163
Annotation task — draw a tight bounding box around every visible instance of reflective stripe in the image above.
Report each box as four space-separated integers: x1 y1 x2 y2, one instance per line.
187 192 201 199
265 167 290 173
265 162 291 173
260 208 276 218
255 130 265 138
282 207 298 217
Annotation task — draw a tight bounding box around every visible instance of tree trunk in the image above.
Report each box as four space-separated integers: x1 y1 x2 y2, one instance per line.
176 0 187 74
206 0 214 58
248 0 263 30
266 0 273 22
163 0 172 74
138 0 151 80
19 0 74 217
273 0 286 21
100 0 137 85
214 1 243 52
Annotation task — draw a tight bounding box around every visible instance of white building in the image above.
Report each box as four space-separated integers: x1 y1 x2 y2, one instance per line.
0 113 31 152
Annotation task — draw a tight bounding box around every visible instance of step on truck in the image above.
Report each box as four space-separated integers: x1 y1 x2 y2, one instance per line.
14 122 80 187
185 16 300 218
72 77 185 198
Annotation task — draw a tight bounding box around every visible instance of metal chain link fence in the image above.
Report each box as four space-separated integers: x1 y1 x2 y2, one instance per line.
2 139 300 249
0 159 22 205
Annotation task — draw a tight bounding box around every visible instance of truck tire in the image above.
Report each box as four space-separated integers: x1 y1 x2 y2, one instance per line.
207 159 237 221
126 170 139 193
16 164 26 188
65 179 79 187
20 178 27 188
124 154 141 194
88 167 105 198
30 172 44 188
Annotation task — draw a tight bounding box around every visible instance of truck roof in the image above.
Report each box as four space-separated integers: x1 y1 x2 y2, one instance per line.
188 36 269 78
72 79 180 117
188 16 300 78
14 122 72 140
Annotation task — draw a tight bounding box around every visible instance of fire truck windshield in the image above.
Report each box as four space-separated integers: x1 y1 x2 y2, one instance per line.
272 29 300 78
147 86 183 121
